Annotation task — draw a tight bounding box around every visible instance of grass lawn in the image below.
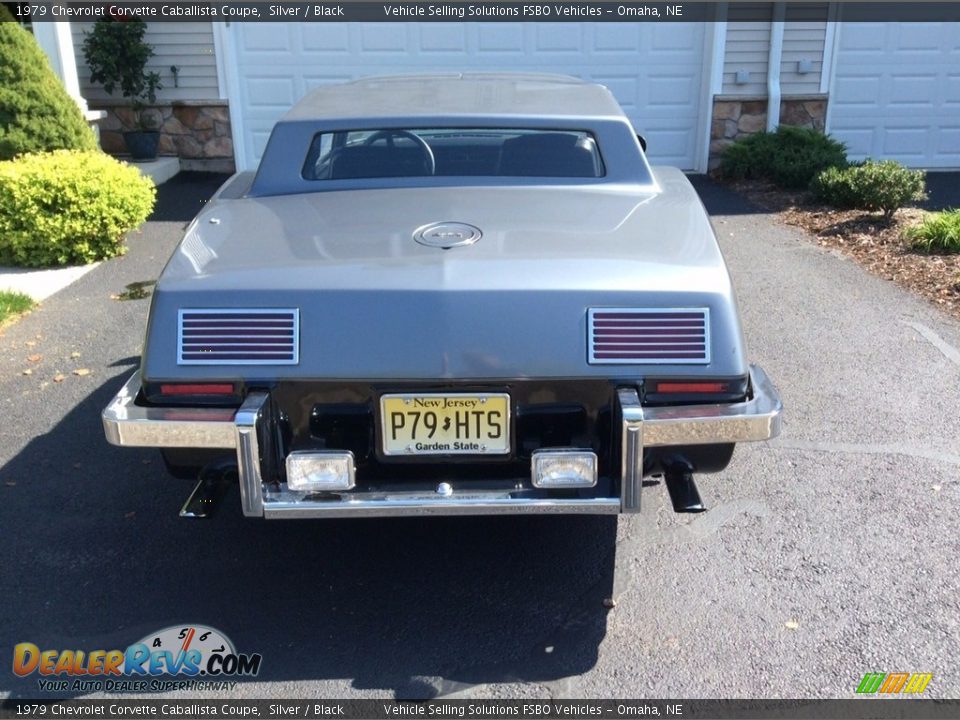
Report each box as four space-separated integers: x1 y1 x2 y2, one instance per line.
0 290 34 325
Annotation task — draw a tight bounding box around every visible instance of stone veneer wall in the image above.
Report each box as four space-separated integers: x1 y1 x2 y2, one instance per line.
95 101 235 173
709 95 828 171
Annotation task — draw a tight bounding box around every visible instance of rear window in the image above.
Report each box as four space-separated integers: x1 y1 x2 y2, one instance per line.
301 128 605 181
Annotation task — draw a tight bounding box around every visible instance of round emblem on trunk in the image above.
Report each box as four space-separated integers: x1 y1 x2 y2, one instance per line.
413 222 482 249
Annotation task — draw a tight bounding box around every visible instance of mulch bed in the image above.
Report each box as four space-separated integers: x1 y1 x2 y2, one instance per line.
727 180 960 321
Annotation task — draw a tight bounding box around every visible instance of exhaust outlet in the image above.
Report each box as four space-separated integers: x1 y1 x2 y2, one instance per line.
664 461 706 513
180 463 238 518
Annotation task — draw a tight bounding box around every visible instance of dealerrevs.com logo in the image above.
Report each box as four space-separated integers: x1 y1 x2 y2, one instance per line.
13 625 262 693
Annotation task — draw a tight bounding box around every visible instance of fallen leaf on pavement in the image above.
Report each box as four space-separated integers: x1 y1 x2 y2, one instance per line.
785 620 800 630
22 369 32 376
70 352 81 359
72 368 91 377
53 374 65 383
27 354 42 363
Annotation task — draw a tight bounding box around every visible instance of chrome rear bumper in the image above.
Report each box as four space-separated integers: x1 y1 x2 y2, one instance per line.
102 365 782 518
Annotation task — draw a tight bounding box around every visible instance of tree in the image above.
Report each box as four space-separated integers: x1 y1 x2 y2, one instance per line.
82 19 162 129
0 9 97 160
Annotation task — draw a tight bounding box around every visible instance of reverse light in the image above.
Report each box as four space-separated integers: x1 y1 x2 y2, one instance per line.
286 451 356 492
531 449 598 489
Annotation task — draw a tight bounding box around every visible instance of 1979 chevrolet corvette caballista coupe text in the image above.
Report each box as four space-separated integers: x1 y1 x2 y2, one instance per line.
103 73 782 519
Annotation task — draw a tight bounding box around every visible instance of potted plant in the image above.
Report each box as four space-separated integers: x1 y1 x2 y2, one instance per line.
82 19 162 161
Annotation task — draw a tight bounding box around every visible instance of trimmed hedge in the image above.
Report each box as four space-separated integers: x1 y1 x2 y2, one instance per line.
719 126 848 190
0 10 97 160
0 150 156 267
812 160 927 221
904 209 960 254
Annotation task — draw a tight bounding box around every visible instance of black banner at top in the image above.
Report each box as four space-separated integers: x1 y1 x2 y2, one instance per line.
5 1 960 22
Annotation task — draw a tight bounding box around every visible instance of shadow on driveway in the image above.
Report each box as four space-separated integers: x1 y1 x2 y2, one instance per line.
150 172 231 223
922 171 960 212
689 170 960 217
0 372 615 699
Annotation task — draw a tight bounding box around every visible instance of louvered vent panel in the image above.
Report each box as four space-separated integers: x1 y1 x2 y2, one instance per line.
178 309 299 365
588 308 710 365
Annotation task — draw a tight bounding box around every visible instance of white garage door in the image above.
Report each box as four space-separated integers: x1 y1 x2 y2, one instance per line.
221 23 709 171
828 22 960 168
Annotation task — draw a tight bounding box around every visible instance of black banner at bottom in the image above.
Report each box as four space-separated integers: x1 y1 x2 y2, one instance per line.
3 700 960 720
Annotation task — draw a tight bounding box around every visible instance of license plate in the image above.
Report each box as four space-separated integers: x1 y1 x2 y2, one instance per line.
380 393 511 456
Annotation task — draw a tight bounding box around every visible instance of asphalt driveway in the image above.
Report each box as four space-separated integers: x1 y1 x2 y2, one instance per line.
0 173 957 700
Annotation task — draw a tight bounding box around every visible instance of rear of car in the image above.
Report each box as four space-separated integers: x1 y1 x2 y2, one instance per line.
102 74 782 520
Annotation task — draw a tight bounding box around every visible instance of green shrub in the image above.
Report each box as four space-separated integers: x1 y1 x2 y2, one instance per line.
719 126 848 189
904 209 960 254
812 160 927 221
0 150 156 267
0 13 97 160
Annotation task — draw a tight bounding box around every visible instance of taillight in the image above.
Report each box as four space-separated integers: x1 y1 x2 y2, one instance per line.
144 382 243 406
654 382 730 394
643 377 748 405
160 383 236 396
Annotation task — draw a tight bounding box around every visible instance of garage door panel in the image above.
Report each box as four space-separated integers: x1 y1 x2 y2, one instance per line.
417 24 468 52
476 24 525 52
244 77 297 108
946 74 960 105
834 127 874 157
358 24 410 52
940 128 960 154
649 24 699 51
636 125 697 167
228 22 706 171
829 21 960 168
832 75 882 107
239 24 293 52
888 74 938 108
534 24 583 52
589 74 639 106
592 24 641 52
896 23 955 52
647 75 699 109
881 127 931 158
300 25 350 53
250 131 272 162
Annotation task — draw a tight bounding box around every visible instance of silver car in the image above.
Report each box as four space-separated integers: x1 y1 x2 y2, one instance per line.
103 73 782 520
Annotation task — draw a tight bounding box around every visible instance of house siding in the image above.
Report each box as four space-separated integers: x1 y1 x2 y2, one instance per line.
71 21 220 103
721 3 829 96
781 3 829 95
721 4 773 95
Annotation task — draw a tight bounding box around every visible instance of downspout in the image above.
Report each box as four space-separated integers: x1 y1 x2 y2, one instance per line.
766 3 786 131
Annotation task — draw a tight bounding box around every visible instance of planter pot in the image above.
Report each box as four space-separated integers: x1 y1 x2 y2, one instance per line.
123 131 160 161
